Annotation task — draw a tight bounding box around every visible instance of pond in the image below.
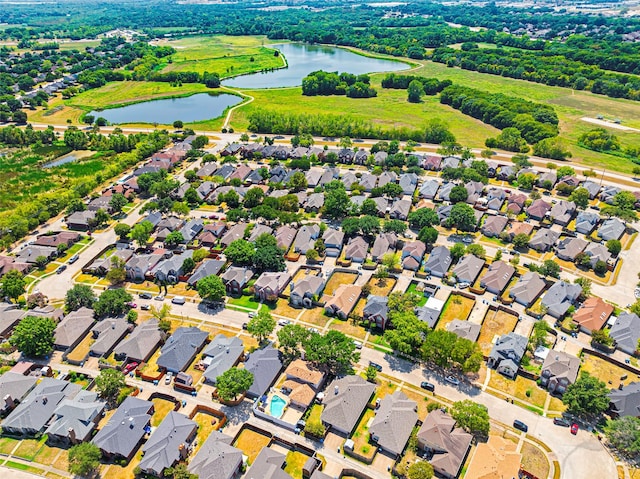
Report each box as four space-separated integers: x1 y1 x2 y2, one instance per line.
88 92 242 125
224 42 409 89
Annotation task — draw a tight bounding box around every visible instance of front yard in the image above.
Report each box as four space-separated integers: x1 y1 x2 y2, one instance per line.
521 442 551 479
488 372 548 410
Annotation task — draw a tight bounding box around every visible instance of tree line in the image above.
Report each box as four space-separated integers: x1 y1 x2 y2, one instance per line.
302 70 376 98
381 73 451 95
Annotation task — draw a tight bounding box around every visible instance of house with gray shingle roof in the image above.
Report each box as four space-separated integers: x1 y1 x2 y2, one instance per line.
609 382 640 418
550 200 576 226
54 307 95 351
509 272 546 306
187 259 226 287
378 171 397 188
581 181 601 199
529 228 560 252
321 375 376 435
254 271 291 301
152 250 194 283
275 225 298 251
389 198 412 220
293 225 320 254
221 266 254 295
92 396 153 461
598 218 625 241
540 350 580 395
437 182 455 202
139 411 197 477
369 391 418 457
290 274 325 308
245 448 294 479
481 215 509 238
465 181 484 204
0 372 37 414
374 151 388 165
341 172 358 190
359 173 378 191
600 185 621 204
584 242 612 267
345 236 369 263
487 333 528 378
247 224 273 243
610 312 640 355
2 379 81 436
453 255 485 284
480 261 515 294
45 390 105 445
305 169 323 188
188 431 243 479
114 318 163 363
157 326 208 373
436 204 453 225
506 193 527 214
90 317 132 358
423 246 451 277
323 228 345 257
498 165 515 180
419 179 440 200
305 193 325 212
371 196 389 216
402 241 426 271
555 237 588 261
125 254 163 281
371 233 397 262
441 157 460 169
447 319 481 342
538 171 557 188
542 281 582 319
245 345 283 399
220 223 247 247
202 335 244 385
363 295 389 330
399 173 418 195
575 211 599 235
415 297 445 329
486 188 506 211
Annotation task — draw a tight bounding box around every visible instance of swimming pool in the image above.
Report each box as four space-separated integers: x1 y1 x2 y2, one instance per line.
269 394 287 418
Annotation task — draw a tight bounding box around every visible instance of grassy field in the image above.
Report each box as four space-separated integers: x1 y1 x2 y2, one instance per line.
150 397 175 427
349 408 376 459
156 35 285 78
488 373 547 409
477 309 519 356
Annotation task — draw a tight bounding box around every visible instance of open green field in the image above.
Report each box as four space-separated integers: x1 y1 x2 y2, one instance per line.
155 35 285 77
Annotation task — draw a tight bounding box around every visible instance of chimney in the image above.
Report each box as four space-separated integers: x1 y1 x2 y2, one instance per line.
3 394 13 410
68 427 76 443
129 417 135 428
178 443 187 459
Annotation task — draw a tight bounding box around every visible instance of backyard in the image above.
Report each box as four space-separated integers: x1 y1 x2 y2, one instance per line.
284 450 312 479
323 271 358 296
366 277 396 297
477 309 519 356
405 282 429 307
192 410 223 449
233 428 271 465
580 353 637 388
348 408 376 462
66 334 94 363
150 397 176 427
436 294 475 331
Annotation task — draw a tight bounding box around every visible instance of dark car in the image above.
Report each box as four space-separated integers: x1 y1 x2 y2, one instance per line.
420 381 435 392
553 418 570 427
242 322 248 330
369 361 383 372
56 265 67 274
139 292 152 299
513 420 528 433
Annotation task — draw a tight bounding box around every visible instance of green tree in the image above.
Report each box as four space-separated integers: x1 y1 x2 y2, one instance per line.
225 239 254 266
10 316 56 357
93 288 132 317
306 249 319 262
407 80 423 103
165 464 197 479
450 243 466 262
594 260 608 276
277 324 310 360
569 187 590 209
533 137 571 160
512 233 530 250
197 275 226 302
94 209 110 227
408 207 439 229
578 128 620 152
114 223 131 240
165 230 184 247
95 368 126 402
365 365 378 383
35 255 48 269
574 277 592 300
604 416 640 458
247 309 276 343
287 171 308 192
446 203 476 232
606 239 622 256
243 187 265 208
182 257 196 274
130 220 154 248
562 372 610 418
486 127 529 153
450 400 490 436
216 367 254 401
449 185 468 204
65 284 96 311
68 442 101 477
540 259 561 278
407 461 434 479
466 244 486 259
192 248 209 263
109 193 128 214
529 320 549 351
383 219 407 235
382 252 401 271
173 120 184 129
324 187 352 220
1 269 26 302
418 226 439 245
305 330 360 375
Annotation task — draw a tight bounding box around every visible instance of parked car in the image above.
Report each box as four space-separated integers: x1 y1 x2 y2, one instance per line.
420 381 435 392
126 302 137 309
553 418 570 427
513 420 528 433
278 319 291 326
571 423 579 435
154 295 165 301
242 322 248 330
140 304 150 311
444 375 460 386
308 327 320 334
56 265 67 274
139 292 152 299
369 361 383 372
353 340 363 349
165 371 173 385
123 362 138 375
68 254 79 264
248 312 257 318
171 296 186 305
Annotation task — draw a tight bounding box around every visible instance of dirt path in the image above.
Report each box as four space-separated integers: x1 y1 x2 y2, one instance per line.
581 117 640 132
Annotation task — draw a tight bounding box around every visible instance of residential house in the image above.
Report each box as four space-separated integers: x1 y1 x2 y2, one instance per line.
575 211 600 235
465 181 484 204
245 345 283 399
325 284 362 319
509 272 546 307
289 274 325 308
402 241 426 271
321 375 376 436
389 198 412 221
157 326 208 373
498 165 516 181
344 236 369 263
196 162 218 179
419 180 440 201
305 193 325 212
139 412 197 477
441 157 460 169
89 249 133 276
399 173 418 195
550 200 576 226
599 218 626 241
416 409 472 479
0 256 31 277
609 382 640 418
480 261 515 295
487 333 528 378
17 245 57 264
573 297 614 334
582 181 601 199
338 148 355 163
363 296 389 330
178 219 204 243
371 233 397 262
281 360 327 410
214 164 236 180
529 228 560 252
293 225 320 254
354 149 368 165
600 185 621 204
584 242 612 268
369 391 418 457
220 223 247 248
125 254 163 281
54 307 95 351
415 297 446 328
92 397 154 461
447 319 481 342
254 271 291 301
540 351 580 394
90 318 132 358
437 182 455 202
538 171 557 188
323 228 345 257
359 173 377 191
486 188 506 211
422 155 442 171
610 312 640 355
187 260 226 287
305 169 323 188
152 250 194 283
378 171 397 188
87 195 112 213
436 204 453 226
481 215 509 237
188 431 243 479
275 225 298 252
45 390 105 445
0 304 26 340
453 255 485 284
0 372 37 415
341 172 358 190
245 448 294 479
464 435 520 479
506 193 527 214
202 335 245 385
423 246 452 278
34 231 80 248
527 199 551 220
221 266 254 295
555 237 588 261
229 165 252 182
2 379 81 436
247 224 273 243
114 319 163 363
371 196 389 216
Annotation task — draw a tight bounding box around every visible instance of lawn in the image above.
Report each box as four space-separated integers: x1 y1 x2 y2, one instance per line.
291 267 320 284
105 448 143 479
227 294 262 310
4 461 44 475
406 282 429 307
477 309 519 356
300 307 331 328
13 436 47 461
373 379 397 401
366 277 396 297
183 357 205 385
272 298 302 319
233 428 271 465
138 349 162 377
307 404 323 424
401 387 435 418
33 443 63 466
521 442 550 479
488 373 548 409
193 411 222 449
323 271 358 296
52 448 70 472
349 409 376 461
580 353 637 388
284 450 312 479
66 333 94 363
0 436 20 455
329 318 367 340
436 294 475 331
151 397 176 427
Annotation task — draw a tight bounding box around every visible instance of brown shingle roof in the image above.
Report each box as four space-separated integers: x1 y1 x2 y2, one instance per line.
572 297 613 333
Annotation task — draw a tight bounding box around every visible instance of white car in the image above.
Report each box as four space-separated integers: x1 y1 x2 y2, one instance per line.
248 312 257 318
278 319 291 326
445 375 460 386
635 289 640 299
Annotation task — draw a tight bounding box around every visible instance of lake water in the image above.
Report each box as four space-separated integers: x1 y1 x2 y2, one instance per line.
223 42 409 89
43 153 79 168
88 93 242 124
